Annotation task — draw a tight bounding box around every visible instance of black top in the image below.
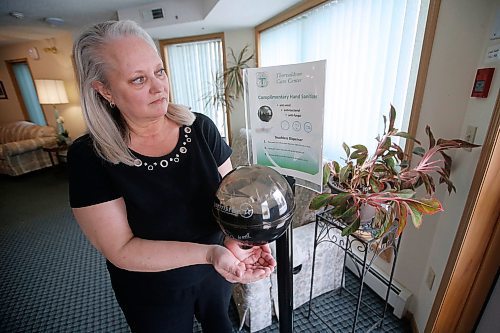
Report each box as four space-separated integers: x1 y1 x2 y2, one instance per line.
68 113 232 297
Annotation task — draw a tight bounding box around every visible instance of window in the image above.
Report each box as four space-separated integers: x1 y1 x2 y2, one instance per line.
257 0 430 161
160 34 229 140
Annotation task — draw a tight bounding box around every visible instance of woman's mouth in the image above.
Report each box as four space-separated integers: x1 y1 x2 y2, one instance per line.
151 97 167 104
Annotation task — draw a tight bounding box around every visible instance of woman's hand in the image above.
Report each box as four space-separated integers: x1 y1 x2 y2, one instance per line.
207 243 276 284
224 238 277 279
206 245 245 283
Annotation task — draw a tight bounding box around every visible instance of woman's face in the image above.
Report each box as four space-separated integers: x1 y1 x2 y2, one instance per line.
95 36 169 124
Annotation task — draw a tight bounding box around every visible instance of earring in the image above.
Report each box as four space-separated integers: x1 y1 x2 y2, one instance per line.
109 101 115 108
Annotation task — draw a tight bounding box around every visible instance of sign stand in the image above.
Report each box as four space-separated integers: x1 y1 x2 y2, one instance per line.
276 227 294 333
276 175 296 333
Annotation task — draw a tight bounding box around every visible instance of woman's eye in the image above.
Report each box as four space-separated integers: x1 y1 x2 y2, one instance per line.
131 76 145 84
156 69 166 77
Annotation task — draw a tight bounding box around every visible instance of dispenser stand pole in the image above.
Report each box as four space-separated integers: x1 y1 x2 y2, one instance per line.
276 176 295 333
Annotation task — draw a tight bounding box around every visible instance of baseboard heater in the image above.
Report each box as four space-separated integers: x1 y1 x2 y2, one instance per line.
345 255 412 319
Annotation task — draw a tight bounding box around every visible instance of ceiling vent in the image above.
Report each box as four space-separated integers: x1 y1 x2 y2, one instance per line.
142 8 165 21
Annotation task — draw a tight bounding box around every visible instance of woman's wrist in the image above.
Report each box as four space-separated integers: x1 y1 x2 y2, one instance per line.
205 244 220 265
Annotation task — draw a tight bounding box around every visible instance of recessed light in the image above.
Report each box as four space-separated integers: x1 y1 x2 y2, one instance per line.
9 11 24 20
44 17 65 26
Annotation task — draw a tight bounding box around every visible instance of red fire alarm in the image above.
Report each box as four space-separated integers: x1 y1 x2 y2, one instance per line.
471 68 495 98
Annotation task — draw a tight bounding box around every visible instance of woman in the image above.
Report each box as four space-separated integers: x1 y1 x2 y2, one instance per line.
69 20 276 332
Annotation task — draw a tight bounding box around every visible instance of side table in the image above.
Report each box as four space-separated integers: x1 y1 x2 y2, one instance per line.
307 208 401 332
43 144 69 167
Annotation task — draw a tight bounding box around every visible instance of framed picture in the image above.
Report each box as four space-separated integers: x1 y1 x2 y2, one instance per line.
0 81 7 99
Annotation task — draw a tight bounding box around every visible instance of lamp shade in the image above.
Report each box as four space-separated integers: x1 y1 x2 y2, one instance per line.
35 79 68 104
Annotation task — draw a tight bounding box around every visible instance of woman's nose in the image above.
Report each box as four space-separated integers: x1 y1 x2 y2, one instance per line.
150 77 164 93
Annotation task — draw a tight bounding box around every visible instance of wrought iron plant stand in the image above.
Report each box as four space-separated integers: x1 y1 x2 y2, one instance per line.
307 207 401 332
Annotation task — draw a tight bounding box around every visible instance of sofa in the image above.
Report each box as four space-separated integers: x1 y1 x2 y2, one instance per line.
230 129 344 332
0 121 58 176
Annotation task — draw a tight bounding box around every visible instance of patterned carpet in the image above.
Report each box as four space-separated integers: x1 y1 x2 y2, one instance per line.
0 167 410 332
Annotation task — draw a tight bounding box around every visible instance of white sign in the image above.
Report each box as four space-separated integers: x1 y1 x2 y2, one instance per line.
244 60 326 192
485 44 500 63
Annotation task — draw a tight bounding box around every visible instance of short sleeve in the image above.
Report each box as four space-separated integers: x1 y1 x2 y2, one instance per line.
195 113 232 166
68 135 121 208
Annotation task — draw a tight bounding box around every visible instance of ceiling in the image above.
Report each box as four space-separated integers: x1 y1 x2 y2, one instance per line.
0 0 303 46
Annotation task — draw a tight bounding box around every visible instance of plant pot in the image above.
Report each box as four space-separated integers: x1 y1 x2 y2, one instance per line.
359 203 376 225
327 178 347 194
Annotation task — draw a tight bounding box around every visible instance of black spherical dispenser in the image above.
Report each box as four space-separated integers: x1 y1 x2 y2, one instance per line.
213 165 295 245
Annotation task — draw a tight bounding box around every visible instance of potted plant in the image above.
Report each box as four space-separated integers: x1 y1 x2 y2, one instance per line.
55 110 70 145
309 105 480 238
204 45 254 113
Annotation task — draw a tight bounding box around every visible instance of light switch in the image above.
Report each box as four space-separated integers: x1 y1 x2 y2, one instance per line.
426 267 436 290
465 125 478 151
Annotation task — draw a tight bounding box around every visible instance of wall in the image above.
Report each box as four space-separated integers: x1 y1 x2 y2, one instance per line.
0 33 85 139
397 0 500 331
223 28 256 142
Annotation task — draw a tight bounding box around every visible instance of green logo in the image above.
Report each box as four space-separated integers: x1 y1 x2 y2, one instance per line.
256 72 269 87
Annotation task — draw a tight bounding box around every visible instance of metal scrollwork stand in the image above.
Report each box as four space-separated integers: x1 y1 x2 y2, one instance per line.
307 208 401 332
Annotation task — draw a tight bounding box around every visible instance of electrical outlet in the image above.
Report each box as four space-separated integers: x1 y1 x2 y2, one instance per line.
426 267 436 290
464 125 477 151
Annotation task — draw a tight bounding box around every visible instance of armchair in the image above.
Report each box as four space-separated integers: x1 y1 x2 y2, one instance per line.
0 121 58 176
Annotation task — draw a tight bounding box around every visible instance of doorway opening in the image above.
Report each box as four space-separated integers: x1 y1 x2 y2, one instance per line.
6 59 46 125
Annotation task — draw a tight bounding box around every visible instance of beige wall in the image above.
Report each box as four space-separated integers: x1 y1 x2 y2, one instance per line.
223 28 256 142
0 32 86 139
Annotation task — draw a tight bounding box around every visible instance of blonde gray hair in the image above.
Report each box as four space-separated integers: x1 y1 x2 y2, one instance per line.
73 20 195 165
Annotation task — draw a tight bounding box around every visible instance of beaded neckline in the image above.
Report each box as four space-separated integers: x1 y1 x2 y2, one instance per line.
132 126 192 171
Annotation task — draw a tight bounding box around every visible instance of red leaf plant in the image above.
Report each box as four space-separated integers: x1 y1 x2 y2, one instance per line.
309 105 480 238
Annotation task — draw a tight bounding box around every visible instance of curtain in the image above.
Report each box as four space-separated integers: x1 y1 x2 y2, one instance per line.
166 39 227 138
260 0 428 161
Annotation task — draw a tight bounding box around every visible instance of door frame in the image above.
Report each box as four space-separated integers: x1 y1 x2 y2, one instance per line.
5 58 48 124
427 89 500 332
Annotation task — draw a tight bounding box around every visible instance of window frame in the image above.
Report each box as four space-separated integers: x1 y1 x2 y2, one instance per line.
159 33 232 144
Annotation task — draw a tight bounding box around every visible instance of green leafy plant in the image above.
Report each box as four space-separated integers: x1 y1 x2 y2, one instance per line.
55 112 70 145
204 45 254 112
309 105 480 238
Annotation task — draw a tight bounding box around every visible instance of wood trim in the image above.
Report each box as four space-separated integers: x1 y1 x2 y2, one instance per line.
219 34 232 145
159 32 225 47
5 58 31 121
158 41 174 102
404 0 442 157
428 89 500 332
254 27 261 68
255 0 328 33
464 215 500 331
158 32 232 144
